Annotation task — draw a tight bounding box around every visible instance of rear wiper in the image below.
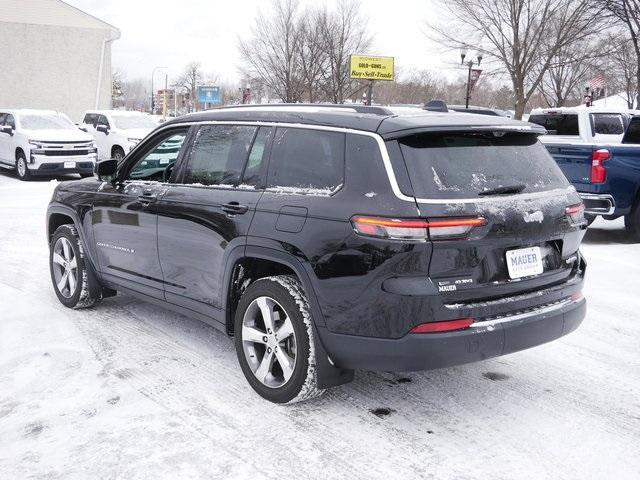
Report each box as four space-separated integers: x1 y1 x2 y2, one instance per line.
478 184 527 196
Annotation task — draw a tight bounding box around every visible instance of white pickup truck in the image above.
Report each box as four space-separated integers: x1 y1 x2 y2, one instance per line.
0 109 97 180
81 110 157 161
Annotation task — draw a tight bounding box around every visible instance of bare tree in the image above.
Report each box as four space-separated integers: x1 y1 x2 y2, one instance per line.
319 0 372 103
238 0 305 103
297 8 329 102
606 35 639 107
429 0 606 118
536 38 605 107
605 0 640 107
175 62 203 112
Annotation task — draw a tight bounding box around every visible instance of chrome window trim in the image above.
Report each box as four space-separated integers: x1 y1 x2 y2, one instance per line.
145 119 575 205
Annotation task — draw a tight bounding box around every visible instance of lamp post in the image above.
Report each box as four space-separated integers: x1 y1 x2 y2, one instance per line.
460 51 482 109
151 66 167 114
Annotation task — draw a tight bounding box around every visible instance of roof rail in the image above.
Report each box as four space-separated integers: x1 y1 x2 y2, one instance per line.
218 103 394 116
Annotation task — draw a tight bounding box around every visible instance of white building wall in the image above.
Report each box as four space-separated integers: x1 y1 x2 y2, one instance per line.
0 22 114 122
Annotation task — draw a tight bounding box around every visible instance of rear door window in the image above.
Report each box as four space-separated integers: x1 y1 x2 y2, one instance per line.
591 113 625 135
397 132 569 200
183 124 256 186
267 127 345 194
623 117 640 144
528 114 579 136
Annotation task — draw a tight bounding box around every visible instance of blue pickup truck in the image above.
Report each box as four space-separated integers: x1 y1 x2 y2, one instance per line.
529 108 640 240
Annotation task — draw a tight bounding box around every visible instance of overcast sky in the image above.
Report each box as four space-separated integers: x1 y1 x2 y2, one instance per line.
65 0 459 85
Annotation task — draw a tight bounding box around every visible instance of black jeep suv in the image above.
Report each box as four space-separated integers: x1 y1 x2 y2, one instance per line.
47 105 587 403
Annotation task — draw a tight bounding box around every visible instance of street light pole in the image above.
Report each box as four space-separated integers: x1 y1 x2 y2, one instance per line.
460 52 482 109
151 66 167 114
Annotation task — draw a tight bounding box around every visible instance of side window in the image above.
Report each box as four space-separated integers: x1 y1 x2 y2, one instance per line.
241 127 272 186
268 128 345 193
183 125 256 186
98 115 110 128
126 130 187 181
0 113 6 126
6 114 15 129
592 114 624 135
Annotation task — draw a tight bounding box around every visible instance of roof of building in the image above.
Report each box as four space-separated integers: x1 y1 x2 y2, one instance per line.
164 104 544 138
0 0 119 37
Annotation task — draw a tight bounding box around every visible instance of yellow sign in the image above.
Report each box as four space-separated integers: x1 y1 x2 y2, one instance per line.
350 55 395 81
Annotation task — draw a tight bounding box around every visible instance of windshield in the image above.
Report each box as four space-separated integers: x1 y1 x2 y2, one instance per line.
20 114 76 130
111 115 157 130
398 132 569 199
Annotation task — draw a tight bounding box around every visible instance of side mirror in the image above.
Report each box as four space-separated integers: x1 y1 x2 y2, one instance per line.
0 125 14 135
95 158 117 181
96 124 109 134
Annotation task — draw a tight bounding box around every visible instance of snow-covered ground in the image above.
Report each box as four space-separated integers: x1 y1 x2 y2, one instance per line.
0 171 638 480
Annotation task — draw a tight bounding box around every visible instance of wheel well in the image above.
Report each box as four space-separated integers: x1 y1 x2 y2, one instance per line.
226 257 296 335
111 145 124 157
15 147 25 160
48 213 74 241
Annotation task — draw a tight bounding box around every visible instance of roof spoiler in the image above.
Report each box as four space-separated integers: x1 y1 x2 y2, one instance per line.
423 100 449 112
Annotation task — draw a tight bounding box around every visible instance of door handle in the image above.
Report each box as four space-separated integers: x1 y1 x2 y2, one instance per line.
222 202 249 215
138 191 158 204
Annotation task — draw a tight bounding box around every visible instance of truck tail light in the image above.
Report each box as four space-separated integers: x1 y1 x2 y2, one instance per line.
590 149 609 184
410 318 475 333
351 216 487 241
565 203 585 225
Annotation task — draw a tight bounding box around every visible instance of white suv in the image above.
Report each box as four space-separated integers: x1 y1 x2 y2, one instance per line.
81 110 157 161
0 109 97 180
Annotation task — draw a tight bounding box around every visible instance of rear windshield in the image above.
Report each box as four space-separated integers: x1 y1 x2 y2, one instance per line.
528 114 579 136
398 132 569 199
591 113 625 135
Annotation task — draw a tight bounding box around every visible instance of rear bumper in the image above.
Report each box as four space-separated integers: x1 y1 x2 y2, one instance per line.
579 192 615 215
320 296 586 372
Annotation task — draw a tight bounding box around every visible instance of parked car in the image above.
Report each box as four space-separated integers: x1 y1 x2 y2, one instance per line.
81 110 157 161
46 105 587 403
529 107 640 238
0 109 96 180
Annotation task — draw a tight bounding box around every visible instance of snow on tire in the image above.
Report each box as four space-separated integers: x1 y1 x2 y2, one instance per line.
234 275 324 404
49 224 101 309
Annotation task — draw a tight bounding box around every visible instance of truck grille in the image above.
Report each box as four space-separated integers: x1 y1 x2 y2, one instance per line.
33 141 94 157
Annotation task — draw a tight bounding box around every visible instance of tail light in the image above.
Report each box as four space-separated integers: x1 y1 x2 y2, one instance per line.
565 203 585 225
410 318 475 333
351 216 487 241
590 149 609 184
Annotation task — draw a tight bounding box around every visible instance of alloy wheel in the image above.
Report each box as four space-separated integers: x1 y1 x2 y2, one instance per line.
51 237 78 298
16 157 26 177
241 296 297 388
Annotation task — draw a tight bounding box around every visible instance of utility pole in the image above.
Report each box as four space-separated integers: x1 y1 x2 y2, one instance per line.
163 73 168 120
366 80 374 106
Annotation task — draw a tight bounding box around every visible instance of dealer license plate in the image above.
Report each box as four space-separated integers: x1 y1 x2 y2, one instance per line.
506 246 543 279
64 161 75 169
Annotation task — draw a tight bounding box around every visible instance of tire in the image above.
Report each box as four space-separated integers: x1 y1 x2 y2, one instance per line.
625 207 640 242
585 214 597 227
49 224 102 308
112 146 125 162
15 152 29 181
234 275 324 404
